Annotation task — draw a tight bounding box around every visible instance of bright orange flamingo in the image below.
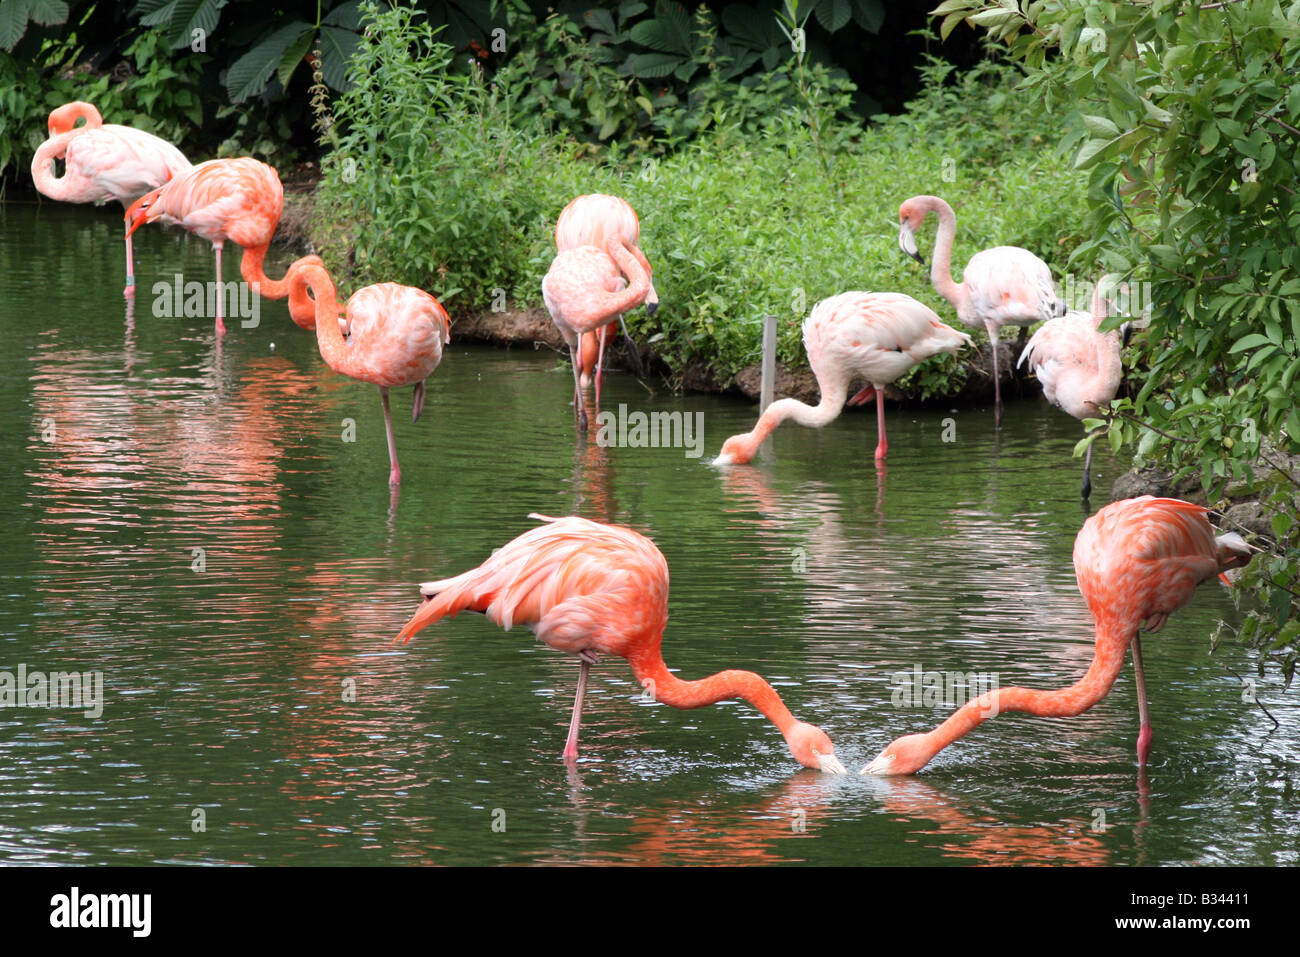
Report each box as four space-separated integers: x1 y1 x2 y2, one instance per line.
898 194 1066 427
555 194 659 401
395 514 846 773
714 291 971 464
123 157 294 335
1018 284 1124 498
288 260 450 486
32 101 191 299
862 497 1252 775
542 237 651 431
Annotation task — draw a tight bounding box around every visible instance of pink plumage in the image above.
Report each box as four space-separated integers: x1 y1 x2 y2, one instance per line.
716 291 972 464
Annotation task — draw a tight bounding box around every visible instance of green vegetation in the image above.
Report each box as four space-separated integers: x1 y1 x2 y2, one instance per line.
933 0 1300 683
314 3 1088 401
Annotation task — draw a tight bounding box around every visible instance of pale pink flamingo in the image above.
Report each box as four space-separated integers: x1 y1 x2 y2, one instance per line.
542 237 651 431
898 194 1066 427
714 291 972 465
395 514 846 772
555 194 659 401
1018 284 1124 497
123 157 293 335
862 497 1251 775
288 260 451 486
31 101 191 298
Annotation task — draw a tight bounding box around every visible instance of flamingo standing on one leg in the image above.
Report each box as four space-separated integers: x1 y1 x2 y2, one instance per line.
1018 284 1124 498
898 194 1066 428
31 101 191 299
123 158 295 336
542 237 651 432
861 496 1252 775
394 513 847 773
288 260 451 486
714 292 972 465
555 194 659 404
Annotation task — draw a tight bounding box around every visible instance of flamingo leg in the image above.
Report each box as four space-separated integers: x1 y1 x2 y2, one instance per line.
1131 632 1152 765
123 232 136 299
874 382 888 460
1081 443 1094 499
988 325 1003 428
563 657 591 761
213 242 226 336
380 387 402 486
594 323 610 408
848 384 876 407
569 344 588 432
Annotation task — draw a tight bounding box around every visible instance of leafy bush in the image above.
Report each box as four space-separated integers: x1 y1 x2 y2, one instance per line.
932 0 1299 684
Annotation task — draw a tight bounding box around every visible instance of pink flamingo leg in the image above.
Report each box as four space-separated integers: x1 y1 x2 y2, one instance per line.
123 232 136 299
874 382 888 460
989 326 1003 428
380 387 401 486
213 242 226 336
563 656 591 760
594 324 610 408
1131 632 1152 764
569 345 588 432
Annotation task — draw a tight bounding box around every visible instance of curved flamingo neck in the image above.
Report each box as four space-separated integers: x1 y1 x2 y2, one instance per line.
918 617 1133 763
293 263 350 370
30 135 81 201
239 244 295 299
923 196 965 312
49 102 102 135
604 241 651 315
628 651 799 739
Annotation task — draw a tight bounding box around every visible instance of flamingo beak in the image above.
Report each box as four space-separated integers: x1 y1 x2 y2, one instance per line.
860 750 895 775
818 752 847 775
712 452 735 466
899 223 925 265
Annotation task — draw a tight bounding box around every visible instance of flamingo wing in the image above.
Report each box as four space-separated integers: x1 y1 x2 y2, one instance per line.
963 246 1060 326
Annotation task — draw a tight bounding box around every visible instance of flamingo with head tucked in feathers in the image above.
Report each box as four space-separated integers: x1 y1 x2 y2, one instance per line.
714 291 972 465
898 194 1066 427
287 259 450 486
542 237 651 431
31 101 191 299
395 513 846 773
555 194 659 402
124 157 306 335
862 497 1252 776
1018 283 1125 498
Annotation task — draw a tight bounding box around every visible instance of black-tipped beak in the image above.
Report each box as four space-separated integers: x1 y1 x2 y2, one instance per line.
908 250 926 265
645 300 659 318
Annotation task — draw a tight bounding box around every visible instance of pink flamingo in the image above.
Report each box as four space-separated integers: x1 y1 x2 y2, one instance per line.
555 194 659 401
288 260 451 486
898 194 1065 427
31 101 191 299
1018 284 1124 498
714 291 972 464
542 237 651 431
395 513 847 772
862 497 1251 775
123 158 294 335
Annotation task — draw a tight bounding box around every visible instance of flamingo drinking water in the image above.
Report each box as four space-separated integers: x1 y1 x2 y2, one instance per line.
395 514 846 772
714 291 972 464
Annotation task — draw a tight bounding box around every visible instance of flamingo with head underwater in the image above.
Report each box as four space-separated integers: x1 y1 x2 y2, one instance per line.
124 157 302 335
31 101 192 299
287 259 450 486
1018 282 1125 498
555 194 659 403
542 237 651 431
395 514 847 773
862 496 1252 775
714 291 972 465
898 194 1066 427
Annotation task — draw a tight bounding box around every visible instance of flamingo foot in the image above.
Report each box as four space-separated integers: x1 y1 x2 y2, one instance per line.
874 441 888 460
123 279 136 299
389 467 402 487
1136 725 1153 765
848 385 877 407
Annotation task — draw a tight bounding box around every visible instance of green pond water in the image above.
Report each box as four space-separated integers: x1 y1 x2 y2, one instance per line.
0 201 1295 866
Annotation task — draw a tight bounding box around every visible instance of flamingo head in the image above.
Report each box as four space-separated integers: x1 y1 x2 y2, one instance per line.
48 101 101 136
714 432 758 467
860 733 936 776
785 722 846 774
897 200 928 265
123 189 162 238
